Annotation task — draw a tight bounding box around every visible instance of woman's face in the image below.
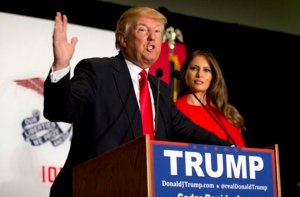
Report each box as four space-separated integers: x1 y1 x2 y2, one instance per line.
186 55 212 94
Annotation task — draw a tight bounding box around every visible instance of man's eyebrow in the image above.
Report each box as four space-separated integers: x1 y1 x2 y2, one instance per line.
136 22 162 28
136 23 146 26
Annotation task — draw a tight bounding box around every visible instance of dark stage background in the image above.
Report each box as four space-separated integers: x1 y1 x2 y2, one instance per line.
1 0 300 196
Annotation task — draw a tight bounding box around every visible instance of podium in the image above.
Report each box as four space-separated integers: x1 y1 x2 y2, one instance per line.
72 135 153 196
72 135 281 197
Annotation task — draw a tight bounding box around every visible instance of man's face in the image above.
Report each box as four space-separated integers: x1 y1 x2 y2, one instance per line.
122 16 163 69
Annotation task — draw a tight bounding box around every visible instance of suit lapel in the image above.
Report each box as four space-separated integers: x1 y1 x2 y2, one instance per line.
148 74 158 106
113 54 143 139
149 74 165 140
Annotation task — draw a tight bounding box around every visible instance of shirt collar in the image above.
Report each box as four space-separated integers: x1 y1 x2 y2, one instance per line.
125 59 150 81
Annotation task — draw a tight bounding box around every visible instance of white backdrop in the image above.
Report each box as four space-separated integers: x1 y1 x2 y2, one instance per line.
0 12 118 197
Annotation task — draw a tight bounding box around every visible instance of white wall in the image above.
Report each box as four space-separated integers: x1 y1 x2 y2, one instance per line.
0 12 118 197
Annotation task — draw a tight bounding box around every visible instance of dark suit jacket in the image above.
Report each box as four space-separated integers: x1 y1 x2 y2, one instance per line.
44 52 232 197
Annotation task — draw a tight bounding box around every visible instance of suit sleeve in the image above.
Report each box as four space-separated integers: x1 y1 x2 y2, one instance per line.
171 101 233 146
43 59 98 123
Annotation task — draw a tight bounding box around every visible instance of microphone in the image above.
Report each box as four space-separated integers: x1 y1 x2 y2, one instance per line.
172 70 236 146
155 68 163 78
154 68 163 139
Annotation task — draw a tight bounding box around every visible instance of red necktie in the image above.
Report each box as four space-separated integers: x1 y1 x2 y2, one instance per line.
139 69 154 140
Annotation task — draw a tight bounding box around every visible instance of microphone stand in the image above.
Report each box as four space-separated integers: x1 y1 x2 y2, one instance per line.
155 78 161 139
154 69 163 140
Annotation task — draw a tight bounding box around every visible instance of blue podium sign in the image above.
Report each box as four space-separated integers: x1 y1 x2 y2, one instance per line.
150 141 277 197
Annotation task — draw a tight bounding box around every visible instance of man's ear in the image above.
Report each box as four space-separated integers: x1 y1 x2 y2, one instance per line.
118 34 127 47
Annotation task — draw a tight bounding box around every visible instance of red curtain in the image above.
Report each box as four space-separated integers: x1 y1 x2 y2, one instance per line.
149 42 187 101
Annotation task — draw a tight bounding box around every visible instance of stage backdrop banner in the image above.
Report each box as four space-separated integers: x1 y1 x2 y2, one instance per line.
0 12 118 197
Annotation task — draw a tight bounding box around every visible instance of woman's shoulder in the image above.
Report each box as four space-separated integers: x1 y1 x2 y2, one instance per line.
175 95 187 106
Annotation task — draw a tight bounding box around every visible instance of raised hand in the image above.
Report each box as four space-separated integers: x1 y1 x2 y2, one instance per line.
52 12 78 71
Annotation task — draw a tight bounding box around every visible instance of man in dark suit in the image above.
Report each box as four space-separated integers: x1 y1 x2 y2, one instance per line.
44 7 232 197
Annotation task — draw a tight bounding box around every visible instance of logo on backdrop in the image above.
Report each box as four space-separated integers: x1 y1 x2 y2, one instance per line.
14 77 72 147
22 109 72 146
